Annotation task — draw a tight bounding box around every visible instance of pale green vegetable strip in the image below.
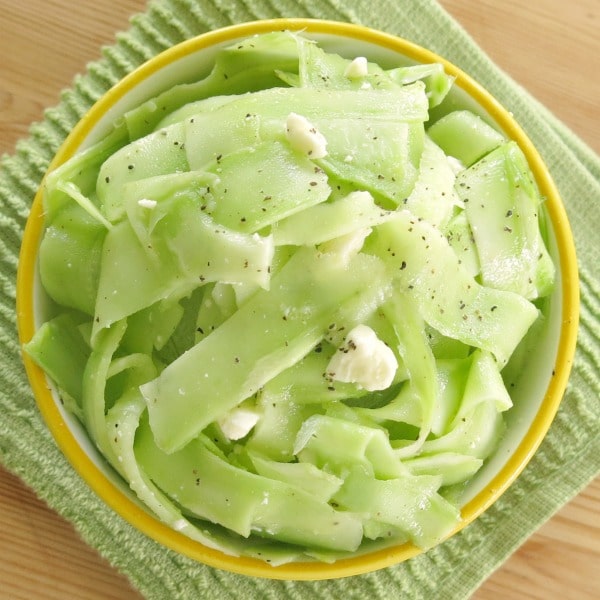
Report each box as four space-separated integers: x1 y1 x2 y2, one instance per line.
97 122 189 222
251 485 362 551
430 358 471 436
403 452 483 487
107 392 189 519
230 281 261 308
443 210 480 278
316 119 424 205
81 321 127 460
272 191 393 246
297 37 396 91
123 31 305 138
135 424 364 552
332 468 460 548
121 298 184 355
43 123 128 223
53 180 113 230
321 275 394 349
156 93 248 129
207 283 238 319
248 452 344 504
194 283 236 344
427 110 505 166
427 327 472 360
404 135 463 229
449 349 513 429
456 141 555 299
93 197 274 338
257 342 365 404
419 401 505 459
183 110 261 169
121 170 216 248
106 392 240 554
381 293 438 457
387 63 454 108
23 313 90 406
361 522 410 545
171 85 429 171
365 212 539 366
294 414 408 479
202 141 330 233
245 389 318 461
141 248 388 453
38 202 106 316
182 82 430 125
354 384 421 429
323 401 393 430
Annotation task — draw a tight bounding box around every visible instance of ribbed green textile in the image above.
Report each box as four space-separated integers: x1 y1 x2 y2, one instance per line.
1 1 598 598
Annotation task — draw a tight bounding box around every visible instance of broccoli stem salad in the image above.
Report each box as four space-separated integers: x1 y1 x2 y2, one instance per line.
26 31 555 564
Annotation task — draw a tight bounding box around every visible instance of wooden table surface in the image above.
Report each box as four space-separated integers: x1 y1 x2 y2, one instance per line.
1 1 598 598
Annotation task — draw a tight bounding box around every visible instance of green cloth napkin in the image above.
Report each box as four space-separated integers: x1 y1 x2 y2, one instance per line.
1 0 598 598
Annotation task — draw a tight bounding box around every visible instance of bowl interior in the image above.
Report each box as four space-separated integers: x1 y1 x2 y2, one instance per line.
18 18 578 580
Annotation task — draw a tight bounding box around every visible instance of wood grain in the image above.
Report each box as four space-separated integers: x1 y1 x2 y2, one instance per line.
1 1 598 598
442 0 600 155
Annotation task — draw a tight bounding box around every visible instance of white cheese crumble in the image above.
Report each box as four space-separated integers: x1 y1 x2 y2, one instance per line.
217 407 260 440
326 324 398 392
285 113 328 158
137 198 157 209
344 56 368 78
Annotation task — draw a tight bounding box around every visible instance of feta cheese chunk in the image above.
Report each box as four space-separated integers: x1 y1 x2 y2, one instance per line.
344 56 369 78
285 112 328 158
137 198 157 209
217 407 260 440
326 325 398 392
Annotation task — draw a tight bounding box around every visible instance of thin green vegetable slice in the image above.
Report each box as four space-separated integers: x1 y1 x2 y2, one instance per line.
332 467 460 549
39 202 106 316
141 247 389 453
135 421 364 552
93 193 274 337
456 141 555 299
365 211 539 367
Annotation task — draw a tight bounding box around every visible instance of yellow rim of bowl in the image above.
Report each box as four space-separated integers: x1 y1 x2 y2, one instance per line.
16 18 580 580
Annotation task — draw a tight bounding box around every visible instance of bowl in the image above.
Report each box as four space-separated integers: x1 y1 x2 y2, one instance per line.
16 18 579 580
